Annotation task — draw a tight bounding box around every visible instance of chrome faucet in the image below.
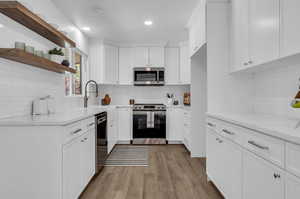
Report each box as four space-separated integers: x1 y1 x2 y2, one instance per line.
84 80 99 108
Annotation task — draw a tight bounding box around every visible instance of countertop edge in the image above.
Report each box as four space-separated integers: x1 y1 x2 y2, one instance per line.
206 112 300 145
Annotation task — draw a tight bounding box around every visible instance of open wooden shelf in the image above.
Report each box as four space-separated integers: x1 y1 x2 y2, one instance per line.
0 1 76 48
0 48 76 74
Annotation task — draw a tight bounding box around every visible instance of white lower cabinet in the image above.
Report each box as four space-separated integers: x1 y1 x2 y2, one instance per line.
206 127 242 199
63 137 82 199
167 108 183 142
81 128 96 184
182 109 191 150
286 173 300 199
118 107 132 142
243 151 285 199
107 108 118 153
63 127 95 199
206 116 300 199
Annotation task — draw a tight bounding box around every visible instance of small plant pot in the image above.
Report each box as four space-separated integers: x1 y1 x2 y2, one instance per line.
51 55 65 64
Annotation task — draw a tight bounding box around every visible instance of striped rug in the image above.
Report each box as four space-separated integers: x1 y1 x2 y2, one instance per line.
105 145 149 166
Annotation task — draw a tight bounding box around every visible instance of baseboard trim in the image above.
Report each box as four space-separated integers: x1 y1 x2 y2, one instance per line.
168 140 183 144
117 140 131 144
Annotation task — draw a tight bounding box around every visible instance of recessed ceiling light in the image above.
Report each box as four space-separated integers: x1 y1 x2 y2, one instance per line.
0 24 4 28
144 20 153 26
81 27 91 31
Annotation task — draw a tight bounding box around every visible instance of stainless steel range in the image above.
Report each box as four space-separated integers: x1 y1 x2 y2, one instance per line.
132 104 167 144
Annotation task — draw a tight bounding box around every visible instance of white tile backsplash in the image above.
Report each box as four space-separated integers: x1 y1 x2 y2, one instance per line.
253 62 300 118
98 85 190 105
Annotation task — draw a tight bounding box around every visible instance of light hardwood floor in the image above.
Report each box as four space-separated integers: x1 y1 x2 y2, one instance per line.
80 145 224 199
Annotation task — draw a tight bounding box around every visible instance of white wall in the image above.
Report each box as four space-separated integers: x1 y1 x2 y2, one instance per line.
98 85 190 105
0 0 89 118
207 1 254 115
191 45 207 157
253 63 300 119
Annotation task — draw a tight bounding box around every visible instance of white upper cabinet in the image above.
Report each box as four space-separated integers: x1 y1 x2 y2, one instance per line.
134 47 149 67
179 42 191 84
119 47 134 85
280 0 300 57
149 47 165 67
188 0 206 57
230 0 250 71
165 47 180 84
103 45 119 84
133 47 165 67
89 41 119 84
89 40 103 84
230 0 283 72
248 0 280 66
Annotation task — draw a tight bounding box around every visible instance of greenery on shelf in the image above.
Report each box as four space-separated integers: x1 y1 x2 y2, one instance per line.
48 48 64 56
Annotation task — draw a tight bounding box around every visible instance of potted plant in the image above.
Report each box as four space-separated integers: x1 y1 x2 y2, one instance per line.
49 48 65 64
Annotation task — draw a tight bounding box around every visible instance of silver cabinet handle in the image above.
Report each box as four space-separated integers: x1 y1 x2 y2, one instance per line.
222 129 235 135
71 128 82 135
274 173 281 179
248 140 269 150
207 122 216 127
88 122 95 127
216 138 223 143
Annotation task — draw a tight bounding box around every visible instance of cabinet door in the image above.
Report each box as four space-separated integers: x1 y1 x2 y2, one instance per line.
280 0 300 57
206 128 224 189
89 41 103 83
119 47 134 85
167 108 183 141
249 0 279 66
134 47 149 66
62 138 82 199
118 108 131 142
243 151 285 199
222 137 243 199
104 45 119 84
80 130 95 188
165 48 180 84
286 173 300 199
206 128 242 199
149 47 165 67
179 43 191 84
230 0 250 71
107 109 117 153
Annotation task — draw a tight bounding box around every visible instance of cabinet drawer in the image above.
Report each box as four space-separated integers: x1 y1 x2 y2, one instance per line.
286 143 300 178
83 117 96 130
63 121 85 144
218 121 245 146
243 128 285 168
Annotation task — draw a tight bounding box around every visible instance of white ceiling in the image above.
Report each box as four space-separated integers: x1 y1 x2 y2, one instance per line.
51 0 199 43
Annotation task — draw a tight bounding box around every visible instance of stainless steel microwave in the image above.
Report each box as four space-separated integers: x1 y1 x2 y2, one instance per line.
134 67 165 86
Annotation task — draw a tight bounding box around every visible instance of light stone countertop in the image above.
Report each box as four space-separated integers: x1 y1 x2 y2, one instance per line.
0 106 115 127
207 112 300 145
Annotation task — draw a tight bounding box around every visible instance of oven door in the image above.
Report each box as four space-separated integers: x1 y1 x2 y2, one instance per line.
133 111 166 139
